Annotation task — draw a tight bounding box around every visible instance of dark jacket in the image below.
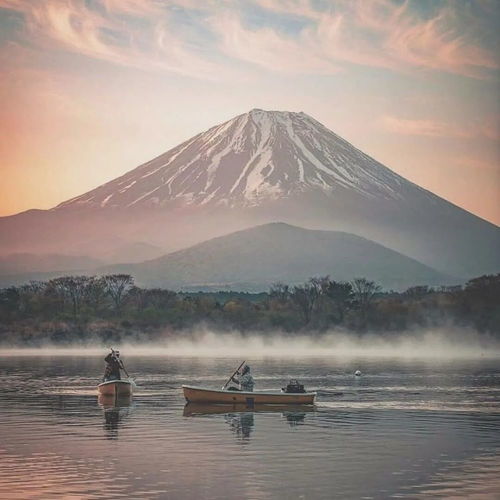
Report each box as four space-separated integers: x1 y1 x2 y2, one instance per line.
104 353 122 381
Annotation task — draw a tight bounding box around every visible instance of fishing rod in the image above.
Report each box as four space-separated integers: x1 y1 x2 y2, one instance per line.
221 360 246 390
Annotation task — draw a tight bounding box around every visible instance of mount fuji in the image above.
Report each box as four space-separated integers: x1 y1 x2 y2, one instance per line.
0 109 498 280
57 109 411 209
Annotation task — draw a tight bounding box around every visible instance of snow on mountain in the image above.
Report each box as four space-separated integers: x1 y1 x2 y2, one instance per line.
56 109 421 210
2 108 497 279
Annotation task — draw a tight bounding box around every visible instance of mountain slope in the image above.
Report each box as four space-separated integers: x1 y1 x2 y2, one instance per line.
0 253 102 275
57 109 424 209
104 223 455 291
0 109 498 278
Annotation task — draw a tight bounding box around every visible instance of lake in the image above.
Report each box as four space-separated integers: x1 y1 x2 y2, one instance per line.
0 352 499 499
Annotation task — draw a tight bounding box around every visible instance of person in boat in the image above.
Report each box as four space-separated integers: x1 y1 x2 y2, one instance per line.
103 350 123 381
230 365 255 392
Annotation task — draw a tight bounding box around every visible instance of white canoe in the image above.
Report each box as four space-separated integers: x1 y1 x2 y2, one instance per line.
98 380 133 396
182 385 316 405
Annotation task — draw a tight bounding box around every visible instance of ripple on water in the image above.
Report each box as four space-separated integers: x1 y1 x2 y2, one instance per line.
0 355 499 499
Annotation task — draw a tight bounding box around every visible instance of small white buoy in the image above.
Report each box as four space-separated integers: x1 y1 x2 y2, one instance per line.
354 370 362 377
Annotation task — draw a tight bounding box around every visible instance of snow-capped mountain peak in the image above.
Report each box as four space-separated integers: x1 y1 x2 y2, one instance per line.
57 109 413 210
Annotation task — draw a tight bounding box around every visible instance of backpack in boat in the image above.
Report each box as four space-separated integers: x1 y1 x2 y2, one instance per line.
283 379 306 393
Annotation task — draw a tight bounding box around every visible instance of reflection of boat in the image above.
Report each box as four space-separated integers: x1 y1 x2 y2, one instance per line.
98 394 133 439
226 412 254 440
183 402 315 417
98 393 133 410
283 411 307 427
182 385 316 405
97 379 133 396
184 403 314 440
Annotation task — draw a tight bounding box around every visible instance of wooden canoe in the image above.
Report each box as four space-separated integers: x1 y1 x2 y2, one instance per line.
182 385 316 405
98 380 133 397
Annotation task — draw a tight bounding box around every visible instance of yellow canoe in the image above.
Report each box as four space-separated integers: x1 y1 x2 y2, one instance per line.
182 385 316 405
98 380 133 397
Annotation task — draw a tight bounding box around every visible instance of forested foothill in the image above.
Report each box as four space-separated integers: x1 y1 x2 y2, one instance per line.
0 273 498 346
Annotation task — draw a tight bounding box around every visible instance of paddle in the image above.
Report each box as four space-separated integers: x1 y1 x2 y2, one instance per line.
221 360 246 390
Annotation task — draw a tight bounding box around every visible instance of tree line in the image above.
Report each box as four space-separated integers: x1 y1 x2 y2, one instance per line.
0 273 498 345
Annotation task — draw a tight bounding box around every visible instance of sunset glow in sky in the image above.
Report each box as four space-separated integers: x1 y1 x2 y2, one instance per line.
1 0 499 223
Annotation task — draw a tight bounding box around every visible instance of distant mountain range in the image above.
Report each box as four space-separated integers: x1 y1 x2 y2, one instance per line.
0 108 498 284
0 253 102 275
103 223 455 291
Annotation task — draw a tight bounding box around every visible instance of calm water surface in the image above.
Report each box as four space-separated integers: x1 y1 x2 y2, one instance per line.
0 354 499 499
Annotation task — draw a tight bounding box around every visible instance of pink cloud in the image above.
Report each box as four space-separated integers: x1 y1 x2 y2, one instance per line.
2 0 497 79
0 0 225 79
380 114 500 140
231 0 499 79
209 11 343 74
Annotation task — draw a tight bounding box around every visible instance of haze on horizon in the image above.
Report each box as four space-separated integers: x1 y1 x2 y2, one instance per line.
0 0 499 224
1 327 499 360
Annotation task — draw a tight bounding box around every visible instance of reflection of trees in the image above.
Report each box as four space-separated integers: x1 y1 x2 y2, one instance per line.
225 412 255 441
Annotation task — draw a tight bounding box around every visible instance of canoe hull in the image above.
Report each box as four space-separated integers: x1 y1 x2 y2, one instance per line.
182 385 315 405
98 380 133 396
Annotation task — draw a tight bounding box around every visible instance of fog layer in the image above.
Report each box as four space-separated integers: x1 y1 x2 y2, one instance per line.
0 328 499 359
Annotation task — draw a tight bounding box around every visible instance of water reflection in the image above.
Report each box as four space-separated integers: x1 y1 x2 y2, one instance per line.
225 412 254 441
98 394 133 439
283 410 307 427
183 403 315 416
1 355 499 499
183 403 314 441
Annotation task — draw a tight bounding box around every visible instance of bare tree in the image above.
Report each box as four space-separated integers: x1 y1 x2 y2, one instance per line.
17 281 47 313
23 281 47 294
309 276 331 315
324 280 354 323
103 274 134 311
84 277 107 312
351 278 381 325
128 286 148 311
49 276 91 317
352 278 381 307
269 282 290 303
129 287 177 311
290 282 320 324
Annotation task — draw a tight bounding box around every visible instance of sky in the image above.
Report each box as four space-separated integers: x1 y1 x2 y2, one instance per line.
0 0 499 224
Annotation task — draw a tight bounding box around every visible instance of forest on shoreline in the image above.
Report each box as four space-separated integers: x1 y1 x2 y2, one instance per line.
0 273 498 346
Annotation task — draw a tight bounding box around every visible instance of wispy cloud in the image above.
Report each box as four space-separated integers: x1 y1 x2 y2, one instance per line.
209 11 343 74
215 0 499 79
0 0 224 79
380 114 500 140
1 0 498 79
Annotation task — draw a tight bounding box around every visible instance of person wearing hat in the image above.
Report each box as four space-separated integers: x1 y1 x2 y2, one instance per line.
103 349 124 381
231 365 255 392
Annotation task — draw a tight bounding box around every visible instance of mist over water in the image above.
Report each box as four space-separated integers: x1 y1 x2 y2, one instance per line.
1 327 499 359
1 350 499 498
